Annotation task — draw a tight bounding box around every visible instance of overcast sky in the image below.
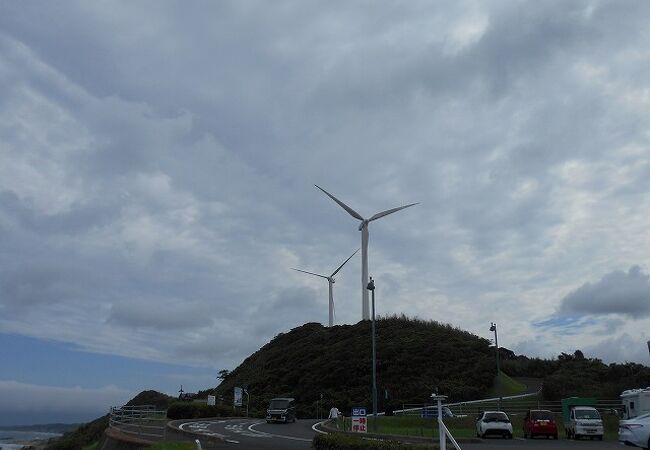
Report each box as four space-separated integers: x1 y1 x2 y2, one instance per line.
1 0 650 426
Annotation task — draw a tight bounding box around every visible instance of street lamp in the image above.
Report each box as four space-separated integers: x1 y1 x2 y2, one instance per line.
367 277 378 432
489 322 501 410
243 385 250 418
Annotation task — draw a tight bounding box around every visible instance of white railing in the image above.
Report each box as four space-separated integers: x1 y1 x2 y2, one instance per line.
109 405 167 440
439 419 462 450
394 396 622 417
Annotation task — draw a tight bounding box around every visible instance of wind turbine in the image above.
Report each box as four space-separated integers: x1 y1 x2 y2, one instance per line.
315 185 417 321
292 249 359 327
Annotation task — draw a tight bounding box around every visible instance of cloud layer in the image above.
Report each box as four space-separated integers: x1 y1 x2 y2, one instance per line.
1 1 650 420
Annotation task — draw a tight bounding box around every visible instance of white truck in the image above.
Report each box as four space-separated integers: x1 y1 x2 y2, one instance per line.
562 398 604 441
621 387 650 419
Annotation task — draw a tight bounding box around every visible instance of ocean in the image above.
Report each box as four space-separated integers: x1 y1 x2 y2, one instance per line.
0 430 61 449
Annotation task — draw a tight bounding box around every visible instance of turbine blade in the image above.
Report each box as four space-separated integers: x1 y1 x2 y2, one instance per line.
330 248 360 277
368 202 419 221
315 185 364 221
291 268 329 279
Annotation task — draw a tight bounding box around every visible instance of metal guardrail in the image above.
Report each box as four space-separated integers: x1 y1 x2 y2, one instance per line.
396 398 623 417
109 404 168 441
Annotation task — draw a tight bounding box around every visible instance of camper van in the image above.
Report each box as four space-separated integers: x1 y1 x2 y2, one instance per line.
621 387 650 419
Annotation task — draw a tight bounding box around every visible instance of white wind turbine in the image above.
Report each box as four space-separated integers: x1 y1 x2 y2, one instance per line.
292 249 359 327
315 185 418 321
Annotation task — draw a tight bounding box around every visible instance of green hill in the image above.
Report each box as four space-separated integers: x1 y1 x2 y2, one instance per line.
209 316 496 417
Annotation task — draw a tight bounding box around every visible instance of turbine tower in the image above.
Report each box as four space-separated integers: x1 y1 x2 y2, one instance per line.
315 185 417 320
292 249 359 327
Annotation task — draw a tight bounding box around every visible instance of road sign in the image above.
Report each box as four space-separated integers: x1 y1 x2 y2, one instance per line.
351 407 367 433
233 387 243 407
207 395 215 406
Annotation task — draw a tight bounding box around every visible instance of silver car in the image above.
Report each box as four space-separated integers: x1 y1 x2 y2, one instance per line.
619 412 650 449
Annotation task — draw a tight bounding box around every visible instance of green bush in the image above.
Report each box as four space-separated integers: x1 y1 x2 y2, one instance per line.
166 402 233 420
312 433 436 450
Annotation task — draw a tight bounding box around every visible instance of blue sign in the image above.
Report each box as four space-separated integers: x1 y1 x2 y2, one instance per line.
352 407 367 417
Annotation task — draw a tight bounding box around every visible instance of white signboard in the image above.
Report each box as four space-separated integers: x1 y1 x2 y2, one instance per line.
207 395 216 406
233 387 243 407
351 407 367 433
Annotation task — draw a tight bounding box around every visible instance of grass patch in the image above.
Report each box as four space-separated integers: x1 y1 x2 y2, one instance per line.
486 372 527 398
338 412 620 441
81 444 97 450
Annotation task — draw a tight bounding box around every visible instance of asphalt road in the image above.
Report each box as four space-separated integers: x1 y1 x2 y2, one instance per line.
177 418 321 449
178 418 625 450
463 436 623 450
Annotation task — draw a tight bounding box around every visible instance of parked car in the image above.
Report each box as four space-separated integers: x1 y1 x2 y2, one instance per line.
619 412 650 449
476 411 513 439
421 406 454 418
266 397 297 423
523 409 559 439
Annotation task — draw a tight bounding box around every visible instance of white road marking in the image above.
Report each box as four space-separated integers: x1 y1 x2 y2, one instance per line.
312 421 329 435
247 422 312 442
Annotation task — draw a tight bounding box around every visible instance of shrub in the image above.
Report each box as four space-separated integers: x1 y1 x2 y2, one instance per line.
166 402 233 420
312 433 436 450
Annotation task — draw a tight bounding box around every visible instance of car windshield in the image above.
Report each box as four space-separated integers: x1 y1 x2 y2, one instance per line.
531 411 554 420
269 399 290 409
484 412 508 422
576 410 600 419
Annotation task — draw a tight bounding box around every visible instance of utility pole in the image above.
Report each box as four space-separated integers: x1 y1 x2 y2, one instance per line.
490 322 501 410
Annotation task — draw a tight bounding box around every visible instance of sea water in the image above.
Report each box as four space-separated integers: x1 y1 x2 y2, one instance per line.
0 430 61 449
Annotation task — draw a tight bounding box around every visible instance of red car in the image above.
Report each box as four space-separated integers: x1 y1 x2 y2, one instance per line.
523 409 559 439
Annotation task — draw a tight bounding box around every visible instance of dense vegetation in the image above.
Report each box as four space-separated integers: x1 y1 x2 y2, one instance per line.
501 350 650 399
205 316 496 417
166 402 233 420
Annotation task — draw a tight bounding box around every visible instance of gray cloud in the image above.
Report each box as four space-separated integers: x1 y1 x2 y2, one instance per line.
0 0 650 387
559 266 650 318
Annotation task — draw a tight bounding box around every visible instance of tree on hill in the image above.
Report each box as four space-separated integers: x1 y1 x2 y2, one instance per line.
210 316 496 417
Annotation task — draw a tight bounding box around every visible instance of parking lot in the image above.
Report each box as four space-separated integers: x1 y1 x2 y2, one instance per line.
462 437 622 449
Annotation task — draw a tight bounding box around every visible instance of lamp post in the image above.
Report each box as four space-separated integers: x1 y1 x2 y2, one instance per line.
243 385 250 418
367 277 378 432
489 322 501 410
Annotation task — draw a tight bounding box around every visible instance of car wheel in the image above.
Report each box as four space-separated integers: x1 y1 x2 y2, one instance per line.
553 433 558 440
523 431 527 439
507 433 513 439
597 435 602 441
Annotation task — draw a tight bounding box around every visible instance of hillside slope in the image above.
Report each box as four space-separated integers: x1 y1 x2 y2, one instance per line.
211 316 496 416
